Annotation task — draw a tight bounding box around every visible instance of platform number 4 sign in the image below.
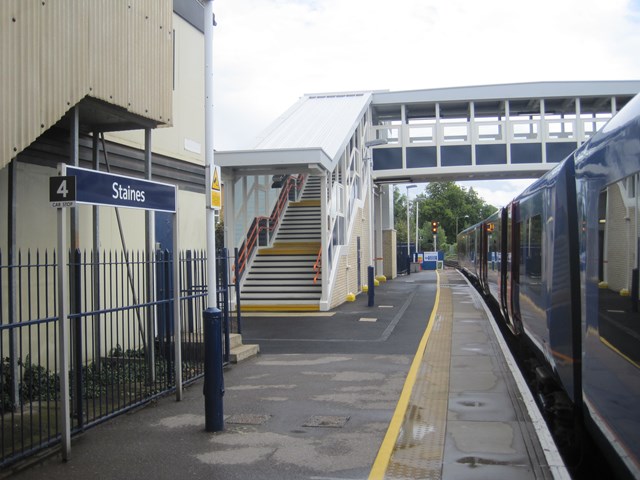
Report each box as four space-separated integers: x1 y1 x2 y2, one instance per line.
49 175 77 207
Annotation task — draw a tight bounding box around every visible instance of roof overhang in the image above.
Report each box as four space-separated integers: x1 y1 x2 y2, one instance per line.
216 147 332 177
372 80 640 105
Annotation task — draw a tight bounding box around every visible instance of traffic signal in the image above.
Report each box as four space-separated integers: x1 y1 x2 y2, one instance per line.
431 221 438 234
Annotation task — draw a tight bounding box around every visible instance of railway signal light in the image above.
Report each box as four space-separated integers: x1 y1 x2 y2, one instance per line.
431 221 438 234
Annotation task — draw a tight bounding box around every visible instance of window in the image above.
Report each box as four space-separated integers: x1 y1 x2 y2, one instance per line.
597 174 640 366
519 215 542 293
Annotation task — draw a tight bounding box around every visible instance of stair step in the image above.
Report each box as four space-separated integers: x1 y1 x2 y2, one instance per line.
240 301 321 311
244 275 319 282
258 248 319 255
290 200 320 207
230 343 260 363
254 255 316 260
244 281 319 286
242 285 321 292
242 293 321 300
229 333 243 350
249 269 315 275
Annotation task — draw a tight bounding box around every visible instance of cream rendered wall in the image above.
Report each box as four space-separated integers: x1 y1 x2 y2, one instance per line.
104 13 207 250
383 229 398 279
8 162 58 252
177 189 206 249
106 14 205 166
329 194 373 309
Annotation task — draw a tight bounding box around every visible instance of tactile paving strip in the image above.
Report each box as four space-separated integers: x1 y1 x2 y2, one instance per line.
385 272 454 480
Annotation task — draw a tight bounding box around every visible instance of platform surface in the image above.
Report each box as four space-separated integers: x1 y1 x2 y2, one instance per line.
6 269 567 480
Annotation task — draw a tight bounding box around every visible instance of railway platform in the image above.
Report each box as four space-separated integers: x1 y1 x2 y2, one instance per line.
370 269 568 480
7 268 569 480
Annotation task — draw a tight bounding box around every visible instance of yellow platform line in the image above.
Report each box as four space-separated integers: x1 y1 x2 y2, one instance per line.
368 270 441 480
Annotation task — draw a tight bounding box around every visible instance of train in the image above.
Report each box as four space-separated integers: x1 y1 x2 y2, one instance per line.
458 92 640 479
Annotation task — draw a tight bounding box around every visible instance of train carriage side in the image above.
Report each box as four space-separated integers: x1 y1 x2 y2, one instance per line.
483 210 502 299
574 93 640 480
507 158 581 409
458 224 479 280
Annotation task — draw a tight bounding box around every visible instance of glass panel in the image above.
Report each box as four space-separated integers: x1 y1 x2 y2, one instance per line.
442 124 469 143
520 215 542 286
408 125 434 144
597 175 640 365
511 121 539 141
375 126 399 144
546 119 575 140
477 123 503 142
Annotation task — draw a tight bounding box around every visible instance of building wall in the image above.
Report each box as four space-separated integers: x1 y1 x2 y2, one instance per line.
383 229 398 279
329 194 373 309
108 13 205 166
0 0 173 171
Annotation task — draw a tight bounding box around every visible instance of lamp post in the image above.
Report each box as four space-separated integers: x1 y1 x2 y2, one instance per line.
414 197 422 254
456 214 469 236
406 185 416 256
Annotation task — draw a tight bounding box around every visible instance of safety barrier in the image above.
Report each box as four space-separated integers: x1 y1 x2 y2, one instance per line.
0 247 237 468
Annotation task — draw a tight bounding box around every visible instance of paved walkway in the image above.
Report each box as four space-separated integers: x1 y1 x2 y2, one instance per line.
8 270 438 480
6 269 567 479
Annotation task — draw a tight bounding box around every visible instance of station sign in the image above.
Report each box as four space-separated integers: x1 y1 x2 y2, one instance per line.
49 165 176 212
424 252 439 261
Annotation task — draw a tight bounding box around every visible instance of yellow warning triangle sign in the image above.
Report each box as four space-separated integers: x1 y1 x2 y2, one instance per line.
211 168 221 191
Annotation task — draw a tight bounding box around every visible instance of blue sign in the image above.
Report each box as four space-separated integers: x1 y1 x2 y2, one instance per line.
64 165 176 212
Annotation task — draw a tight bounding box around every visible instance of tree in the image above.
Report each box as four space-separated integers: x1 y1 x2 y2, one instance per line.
394 186 409 244
395 182 498 249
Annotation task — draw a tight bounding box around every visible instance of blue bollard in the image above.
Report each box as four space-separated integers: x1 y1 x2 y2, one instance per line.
367 266 375 307
203 307 224 432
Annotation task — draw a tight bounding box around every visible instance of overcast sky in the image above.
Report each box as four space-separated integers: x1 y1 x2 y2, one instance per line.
211 0 640 207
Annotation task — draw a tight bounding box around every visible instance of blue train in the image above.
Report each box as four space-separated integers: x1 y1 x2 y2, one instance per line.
458 93 640 479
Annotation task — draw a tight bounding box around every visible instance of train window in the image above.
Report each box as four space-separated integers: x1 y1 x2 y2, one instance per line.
520 215 542 281
597 174 640 366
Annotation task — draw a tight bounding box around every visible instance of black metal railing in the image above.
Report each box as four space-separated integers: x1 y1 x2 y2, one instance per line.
0 246 238 468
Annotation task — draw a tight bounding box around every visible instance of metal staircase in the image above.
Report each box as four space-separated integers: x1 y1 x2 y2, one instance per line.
241 176 322 311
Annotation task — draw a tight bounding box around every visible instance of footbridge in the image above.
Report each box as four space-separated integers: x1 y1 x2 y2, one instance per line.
216 81 640 311
369 81 640 183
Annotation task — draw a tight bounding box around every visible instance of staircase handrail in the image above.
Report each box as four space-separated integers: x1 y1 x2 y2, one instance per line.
313 247 322 285
234 174 307 282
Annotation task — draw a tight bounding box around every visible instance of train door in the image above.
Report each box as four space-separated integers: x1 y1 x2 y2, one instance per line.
479 222 488 294
500 208 510 321
506 202 522 334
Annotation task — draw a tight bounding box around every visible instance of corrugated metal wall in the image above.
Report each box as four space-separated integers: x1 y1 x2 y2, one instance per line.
0 0 173 172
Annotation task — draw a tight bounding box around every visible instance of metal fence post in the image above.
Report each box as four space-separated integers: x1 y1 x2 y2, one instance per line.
57 209 71 460
71 249 83 429
203 307 224 432
220 248 230 363
367 266 375 307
